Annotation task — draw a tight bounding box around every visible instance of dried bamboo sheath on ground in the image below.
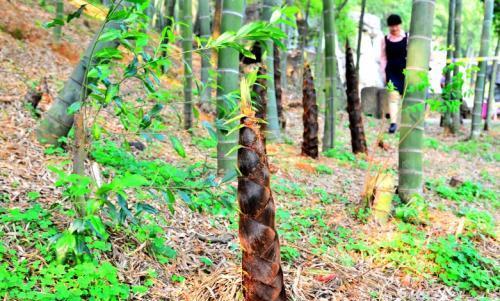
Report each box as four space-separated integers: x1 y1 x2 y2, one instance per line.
238 111 286 300
345 42 367 154
301 65 319 159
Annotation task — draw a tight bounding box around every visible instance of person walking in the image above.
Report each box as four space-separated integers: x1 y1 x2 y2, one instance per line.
381 14 408 133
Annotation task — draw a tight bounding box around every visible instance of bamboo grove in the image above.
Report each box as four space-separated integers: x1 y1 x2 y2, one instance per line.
10 0 498 299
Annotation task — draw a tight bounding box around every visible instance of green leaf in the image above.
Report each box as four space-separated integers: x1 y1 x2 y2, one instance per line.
104 84 119 104
87 215 108 239
54 231 76 263
67 101 82 115
92 123 102 139
169 135 186 158
98 29 122 43
270 10 282 24
67 5 86 23
117 174 149 188
202 121 217 140
220 169 237 184
163 190 175 214
200 256 213 267
43 18 64 29
94 48 123 60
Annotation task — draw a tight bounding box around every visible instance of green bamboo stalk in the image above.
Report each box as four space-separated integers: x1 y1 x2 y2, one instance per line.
443 0 455 131
315 20 325 107
216 0 245 175
398 0 436 202
182 0 193 130
485 37 499 131
322 0 337 150
262 0 281 141
451 0 462 133
279 23 288 91
54 0 64 41
198 0 212 109
470 0 494 139
36 20 123 145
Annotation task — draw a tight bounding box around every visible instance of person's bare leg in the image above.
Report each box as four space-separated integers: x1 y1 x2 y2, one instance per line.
388 91 400 133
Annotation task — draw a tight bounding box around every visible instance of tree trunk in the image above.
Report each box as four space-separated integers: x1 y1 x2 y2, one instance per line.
54 0 63 42
199 0 211 111
450 0 462 133
443 0 455 132
485 37 499 131
216 0 245 175
261 0 281 141
356 0 366 73
398 0 436 202
36 20 123 145
182 0 193 130
274 44 285 129
238 109 287 301
322 0 337 150
301 65 319 159
470 0 494 139
345 41 367 154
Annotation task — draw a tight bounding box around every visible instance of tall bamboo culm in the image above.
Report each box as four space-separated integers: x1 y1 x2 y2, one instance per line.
451 0 462 133
322 0 337 150
54 0 64 41
36 20 123 145
470 0 494 139
485 38 499 131
198 0 211 110
216 0 245 175
262 0 281 141
398 0 436 202
182 0 193 130
443 0 455 132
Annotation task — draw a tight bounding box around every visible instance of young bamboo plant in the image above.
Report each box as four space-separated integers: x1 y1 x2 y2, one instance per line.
238 78 287 301
345 41 367 154
301 65 319 159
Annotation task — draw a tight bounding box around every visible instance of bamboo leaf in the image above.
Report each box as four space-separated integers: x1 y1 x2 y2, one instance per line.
225 144 242 157
67 5 86 23
67 101 82 115
169 135 186 158
43 18 64 29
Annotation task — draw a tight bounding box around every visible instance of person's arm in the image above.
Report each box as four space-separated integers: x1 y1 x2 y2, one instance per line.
380 37 387 83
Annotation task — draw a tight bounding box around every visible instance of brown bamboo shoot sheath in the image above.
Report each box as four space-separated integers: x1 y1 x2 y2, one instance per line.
238 114 286 300
345 41 368 154
301 65 319 159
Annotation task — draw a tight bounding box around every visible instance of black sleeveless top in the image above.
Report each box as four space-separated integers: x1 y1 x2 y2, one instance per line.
385 33 408 94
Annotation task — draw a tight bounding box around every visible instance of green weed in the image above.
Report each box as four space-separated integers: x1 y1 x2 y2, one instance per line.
428 235 500 295
429 179 497 206
0 205 138 300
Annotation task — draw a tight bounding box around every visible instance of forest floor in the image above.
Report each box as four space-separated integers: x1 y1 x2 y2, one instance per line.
0 1 499 300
